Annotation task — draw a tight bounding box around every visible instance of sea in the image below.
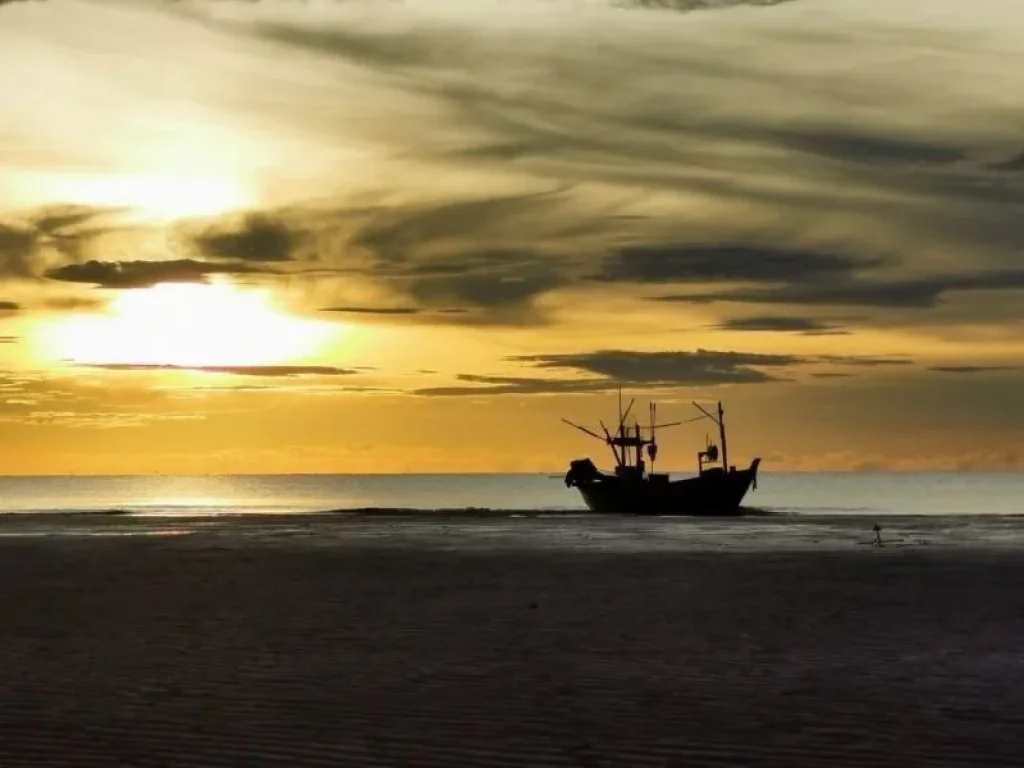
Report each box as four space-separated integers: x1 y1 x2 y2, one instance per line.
0 471 1021 516
0 472 1022 550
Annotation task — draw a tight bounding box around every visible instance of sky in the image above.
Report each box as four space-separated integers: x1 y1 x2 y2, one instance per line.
1 0 1023 474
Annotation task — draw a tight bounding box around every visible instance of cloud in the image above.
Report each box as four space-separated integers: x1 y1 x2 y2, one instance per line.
321 306 422 316
0 205 132 279
0 301 19 311
0 368 218 429
82 363 359 377
191 213 300 263
414 374 615 397
714 315 851 335
6 410 206 430
814 354 912 367
414 347 921 395
652 268 1024 308
416 348 807 395
988 149 1024 173
0 336 17 343
0 224 38 278
342 188 576 264
33 295 107 312
752 125 968 168
618 0 799 10
44 258 272 289
929 365 1020 374
515 349 803 383
591 239 1024 317
592 243 878 285
397 250 570 325
292 189 603 325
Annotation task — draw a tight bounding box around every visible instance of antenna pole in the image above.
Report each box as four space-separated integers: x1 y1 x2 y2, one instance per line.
717 401 729 472
649 402 656 473
617 387 623 464
599 421 623 467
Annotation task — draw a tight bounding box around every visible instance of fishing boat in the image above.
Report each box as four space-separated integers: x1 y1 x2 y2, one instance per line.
562 391 761 516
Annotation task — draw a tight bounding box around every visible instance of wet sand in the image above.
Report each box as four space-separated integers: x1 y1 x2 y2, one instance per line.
1 522 1023 766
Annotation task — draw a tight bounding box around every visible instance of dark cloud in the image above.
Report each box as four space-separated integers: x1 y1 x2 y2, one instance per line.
192 214 300 263
0 224 40 278
593 243 878 284
0 336 17 343
618 0 799 10
513 348 803 385
714 315 851 335
83 364 359 377
654 269 1024 308
398 250 569 325
303 189 599 325
252 17 463 74
32 205 124 236
988 149 1024 173
34 295 106 312
415 348 810 395
929 365 1020 374
321 306 422 316
344 188 572 264
414 374 616 397
178 384 275 392
577 231 1024 325
0 301 19 311
762 126 967 167
814 354 912 367
44 259 272 289
0 205 128 278
414 347 919 395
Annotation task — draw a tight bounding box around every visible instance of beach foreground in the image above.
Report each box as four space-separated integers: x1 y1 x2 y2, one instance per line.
1 516 1023 766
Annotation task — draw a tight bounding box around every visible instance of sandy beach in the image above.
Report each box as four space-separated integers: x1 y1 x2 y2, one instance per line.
1 516 1023 767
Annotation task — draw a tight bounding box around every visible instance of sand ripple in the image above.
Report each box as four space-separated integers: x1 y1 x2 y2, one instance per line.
1 531 1023 766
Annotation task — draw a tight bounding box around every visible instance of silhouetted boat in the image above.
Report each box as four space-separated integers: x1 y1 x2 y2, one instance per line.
562 391 761 516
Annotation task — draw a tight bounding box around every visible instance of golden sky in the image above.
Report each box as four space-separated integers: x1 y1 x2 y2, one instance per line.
1 0 1023 474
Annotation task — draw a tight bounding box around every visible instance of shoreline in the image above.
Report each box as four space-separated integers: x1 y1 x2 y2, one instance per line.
1 511 1023 555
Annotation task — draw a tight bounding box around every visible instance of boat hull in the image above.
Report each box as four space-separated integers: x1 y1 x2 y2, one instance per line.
572 459 761 516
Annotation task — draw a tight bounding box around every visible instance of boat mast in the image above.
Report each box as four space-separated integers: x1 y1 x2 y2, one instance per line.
617 386 628 467
647 402 658 472
717 401 729 472
562 390 690 474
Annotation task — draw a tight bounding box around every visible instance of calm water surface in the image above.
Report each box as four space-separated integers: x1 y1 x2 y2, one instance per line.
0 472 1019 516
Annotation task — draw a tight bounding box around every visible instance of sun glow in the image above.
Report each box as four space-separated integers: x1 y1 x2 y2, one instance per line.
42 282 344 368
48 173 251 221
